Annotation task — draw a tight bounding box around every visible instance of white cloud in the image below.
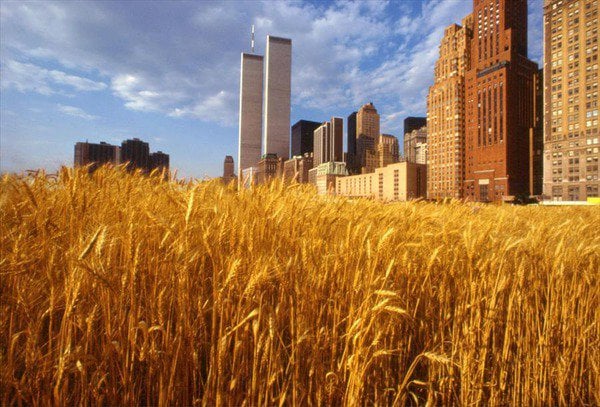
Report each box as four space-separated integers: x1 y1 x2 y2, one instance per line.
1 0 543 137
57 104 98 120
1 59 107 95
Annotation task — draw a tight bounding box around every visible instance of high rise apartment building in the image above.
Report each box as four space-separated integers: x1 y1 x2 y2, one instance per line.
121 138 150 172
238 53 264 176
263 36 292 160
464 0 538 202
313 118 343 166
427 19 472 199
291 120 321 157
149 151 170 172
74 141 120 172
404 126 427 163
543 0 599 200
377 134 400 167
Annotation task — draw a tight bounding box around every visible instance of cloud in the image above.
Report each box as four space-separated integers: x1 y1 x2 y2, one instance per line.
1 0 544 137
0 59 107 95
57 104 98 120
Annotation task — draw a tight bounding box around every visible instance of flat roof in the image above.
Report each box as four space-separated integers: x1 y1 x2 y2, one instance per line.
267 35 292 44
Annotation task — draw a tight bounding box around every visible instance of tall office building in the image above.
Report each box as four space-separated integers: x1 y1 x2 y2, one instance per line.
464 0 538 202
263 36 292 160
427 18 473 199
347 112 358 173
291 120 321 157
313 117 343 166
238 53 264 176
543 0 599 200
121 138 150 172
404 117 427 135
377 134 400 168
74 141 120 172
404 126 428 163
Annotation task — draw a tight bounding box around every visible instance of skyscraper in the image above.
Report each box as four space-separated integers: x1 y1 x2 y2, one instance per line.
427 18 473 199
313 117 343 166
238 53 264 176
543 0 599 201
291 120 321 157
464 0 538 202
357 102 380 139
263 36 292 160
347 112 357 173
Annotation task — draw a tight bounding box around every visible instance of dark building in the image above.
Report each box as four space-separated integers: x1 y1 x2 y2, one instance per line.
530 69 543 197
403 117 427 135
347 112 357 173
291 120 321 157
149 151 170 172
222 155 235 184
74 141 119 172
121 138 150 172
464 0 538 202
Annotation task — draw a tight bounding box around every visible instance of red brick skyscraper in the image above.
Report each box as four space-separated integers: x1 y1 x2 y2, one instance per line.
464 0 538 201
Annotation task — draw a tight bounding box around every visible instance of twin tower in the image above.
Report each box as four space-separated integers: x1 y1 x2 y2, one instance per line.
237 35 292 176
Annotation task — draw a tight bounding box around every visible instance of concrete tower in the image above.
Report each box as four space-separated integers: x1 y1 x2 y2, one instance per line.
263 35 292 160
238 53 264 177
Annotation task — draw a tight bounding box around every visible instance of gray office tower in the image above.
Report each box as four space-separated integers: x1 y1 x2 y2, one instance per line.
238 53 264 176
263 36 292 160
291 120 321 157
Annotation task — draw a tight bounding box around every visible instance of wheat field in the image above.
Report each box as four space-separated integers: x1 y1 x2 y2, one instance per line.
1 167 598 406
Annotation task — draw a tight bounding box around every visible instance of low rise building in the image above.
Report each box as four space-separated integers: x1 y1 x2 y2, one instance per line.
241 166 258 188
309 161 348 195
336 161 427 201
282 153 313 183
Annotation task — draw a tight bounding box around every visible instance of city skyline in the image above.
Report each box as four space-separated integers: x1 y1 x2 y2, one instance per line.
1 0 544 179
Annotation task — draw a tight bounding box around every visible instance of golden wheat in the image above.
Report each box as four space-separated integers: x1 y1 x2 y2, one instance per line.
1 166 598 406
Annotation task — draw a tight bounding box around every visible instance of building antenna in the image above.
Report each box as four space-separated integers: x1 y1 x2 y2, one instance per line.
251 24 255 53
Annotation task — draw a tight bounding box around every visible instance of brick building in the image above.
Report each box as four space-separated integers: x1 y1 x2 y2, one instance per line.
464 0 538 202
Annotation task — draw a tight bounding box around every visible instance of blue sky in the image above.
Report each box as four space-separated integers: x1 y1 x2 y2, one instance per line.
1 0 543 178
